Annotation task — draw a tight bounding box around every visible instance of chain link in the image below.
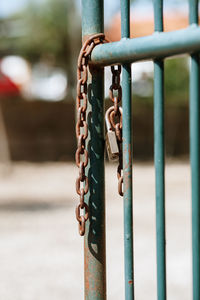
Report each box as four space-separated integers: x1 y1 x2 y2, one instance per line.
76 33 108 236
108 65 123 196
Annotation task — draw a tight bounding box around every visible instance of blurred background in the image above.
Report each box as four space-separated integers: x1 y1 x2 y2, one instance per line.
0 0 195 299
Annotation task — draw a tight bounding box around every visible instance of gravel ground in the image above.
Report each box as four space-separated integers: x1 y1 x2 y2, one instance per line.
0 162 192 299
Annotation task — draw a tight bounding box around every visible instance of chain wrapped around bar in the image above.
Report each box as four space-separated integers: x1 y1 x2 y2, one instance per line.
76 33 108 236
109 65 123 196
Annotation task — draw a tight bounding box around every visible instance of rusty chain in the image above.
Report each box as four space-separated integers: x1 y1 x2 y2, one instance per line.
75 33 108 236
108 65 123 196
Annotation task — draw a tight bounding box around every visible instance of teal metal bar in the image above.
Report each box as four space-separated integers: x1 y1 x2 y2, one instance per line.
121 0 134 299
82 0 103 36
189 1 200 300
154 1 166 300
154 62 166 300
91 26 200 66
190 53 200 300
81 1 106 299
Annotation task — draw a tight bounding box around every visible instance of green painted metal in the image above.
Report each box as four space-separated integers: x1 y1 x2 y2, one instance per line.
189 0 199 25
82 1 106 299
121 0 130 38
121 1 134 299
154 1 166 300
91 26 200 66
80 1 200 299
154 54 167 299
190 53 200 300
154 62 166 300
189 1 200 299
154 0 163 32
81 0 103 36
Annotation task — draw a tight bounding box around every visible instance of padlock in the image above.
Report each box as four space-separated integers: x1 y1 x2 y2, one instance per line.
105 107 119 161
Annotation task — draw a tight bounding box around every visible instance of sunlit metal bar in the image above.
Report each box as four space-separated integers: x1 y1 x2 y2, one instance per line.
153 1 166 300
82 1 106 299
121 0 134 299
189 1 200 300
91 26 200 66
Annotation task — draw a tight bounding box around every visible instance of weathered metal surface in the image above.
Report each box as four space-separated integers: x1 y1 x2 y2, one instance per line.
154 60 166 300
153 2 166 300
190 53 200 300
121 0 134 299
81 0 106 299
189 1 200 300
105 106 120 161
91 25 200 66
79 1 200 299
76 34 106 236
81 0 103 37
106 65 123 195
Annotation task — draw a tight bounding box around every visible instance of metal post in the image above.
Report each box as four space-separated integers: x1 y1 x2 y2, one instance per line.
154 1 166 300
189 1 200 299
120 1 134 299
81 1 106 299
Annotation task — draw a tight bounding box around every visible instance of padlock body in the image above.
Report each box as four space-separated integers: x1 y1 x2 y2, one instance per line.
106 130 119 161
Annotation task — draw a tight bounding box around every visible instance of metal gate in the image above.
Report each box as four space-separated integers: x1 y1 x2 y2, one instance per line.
75 0 200 299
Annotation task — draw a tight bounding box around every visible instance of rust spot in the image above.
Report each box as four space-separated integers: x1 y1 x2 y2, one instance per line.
128 145 132 164
82 33 101 44
123 143 132 192
84 238 90 294
128 280 133 285
82 34 92 43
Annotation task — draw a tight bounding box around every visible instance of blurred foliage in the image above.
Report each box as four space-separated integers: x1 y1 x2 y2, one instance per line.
0 0 81 97
133 57 189 107
0 0 190 103
165 57 189 105
17 0 80 64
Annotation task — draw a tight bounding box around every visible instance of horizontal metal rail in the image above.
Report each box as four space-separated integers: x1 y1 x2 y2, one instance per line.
91 25 200 66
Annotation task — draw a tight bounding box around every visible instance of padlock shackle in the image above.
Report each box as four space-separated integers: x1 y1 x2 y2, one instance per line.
105 106 122 131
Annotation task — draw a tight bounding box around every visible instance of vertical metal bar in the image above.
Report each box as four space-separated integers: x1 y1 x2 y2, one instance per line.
189 1 200 299
81 1 106 299
121 1 134 299
153 1 166 300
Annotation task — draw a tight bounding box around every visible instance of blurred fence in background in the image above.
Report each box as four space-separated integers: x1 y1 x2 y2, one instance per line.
0 97 189 161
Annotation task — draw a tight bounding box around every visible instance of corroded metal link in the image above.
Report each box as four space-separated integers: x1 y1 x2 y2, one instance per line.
76 204 89 235
79 162 85 181
111 65 121 73
117 157 123 179
79 189 85 208
112 69 121 88
77 65 87 84
76 33 108 236
109 85 122 102
77 93 87 112
110 109 122 130
109 65 122 102
76 203 89 223
115 123 122 142
113 97 119 115
107 64 123 197
77 135 85 150
118 176 123 196
118 146 123 196
76 120 88 140
77 79 87 99
75 148 88 168
79 216 85 236
76 176 89 195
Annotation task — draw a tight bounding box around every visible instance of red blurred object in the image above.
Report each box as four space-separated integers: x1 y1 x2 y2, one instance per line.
0 70 20 96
